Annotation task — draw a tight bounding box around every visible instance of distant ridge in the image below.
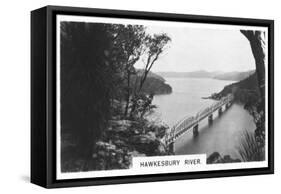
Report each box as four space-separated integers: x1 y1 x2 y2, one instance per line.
213 70 255 81
156 70 255 81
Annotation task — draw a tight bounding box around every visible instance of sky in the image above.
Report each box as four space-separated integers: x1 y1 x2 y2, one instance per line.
135 25 256 73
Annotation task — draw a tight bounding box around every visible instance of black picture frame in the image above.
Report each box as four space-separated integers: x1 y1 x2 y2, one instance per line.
31 5 274 188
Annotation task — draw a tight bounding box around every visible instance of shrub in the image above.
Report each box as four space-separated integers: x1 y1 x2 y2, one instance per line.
238 130 265 162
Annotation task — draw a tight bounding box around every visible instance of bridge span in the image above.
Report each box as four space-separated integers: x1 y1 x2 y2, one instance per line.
162 94 234 151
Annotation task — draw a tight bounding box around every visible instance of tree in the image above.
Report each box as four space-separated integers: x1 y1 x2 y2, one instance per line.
60 22 172 170
129 94 156 120
240 30 266 101
129 33 171 119
112 25 146 117
138 33 171 92
240 30 266 147
60 22 124 169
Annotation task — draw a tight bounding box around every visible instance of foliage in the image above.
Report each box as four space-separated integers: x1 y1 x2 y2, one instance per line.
138 33 171 91
110 25 147 117
212 72 260 103
244 99 265 147
240 30 266 149
129 33 171 118
207 152 241 164
131 75 172 95
238 130 265 162
129 94 157 120
60 21 172 172
60 22 116 161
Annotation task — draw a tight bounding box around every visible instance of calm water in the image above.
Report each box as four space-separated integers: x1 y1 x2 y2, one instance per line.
152 77 256 159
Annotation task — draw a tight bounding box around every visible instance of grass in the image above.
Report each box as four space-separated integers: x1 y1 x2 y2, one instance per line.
238 130 265 162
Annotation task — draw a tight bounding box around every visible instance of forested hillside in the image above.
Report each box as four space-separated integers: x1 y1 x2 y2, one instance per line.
210 71 260 104
132 70 172 95
60 21 173 172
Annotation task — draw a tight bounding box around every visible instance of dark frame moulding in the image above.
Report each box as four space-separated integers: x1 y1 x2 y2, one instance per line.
31 5 274 188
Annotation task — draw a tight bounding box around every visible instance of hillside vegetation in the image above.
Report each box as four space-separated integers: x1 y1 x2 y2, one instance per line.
210 72 260 103
60 22 173 172
132 70 172 95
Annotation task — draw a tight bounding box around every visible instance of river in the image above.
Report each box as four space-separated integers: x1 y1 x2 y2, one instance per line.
152 77 256 159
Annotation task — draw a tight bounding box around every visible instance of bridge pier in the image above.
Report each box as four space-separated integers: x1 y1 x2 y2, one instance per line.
193 124 199 136
208 114 213 124
218 107 222 116
166 95 234 143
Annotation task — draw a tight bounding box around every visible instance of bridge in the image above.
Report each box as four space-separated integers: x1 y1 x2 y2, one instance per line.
162 94 234 151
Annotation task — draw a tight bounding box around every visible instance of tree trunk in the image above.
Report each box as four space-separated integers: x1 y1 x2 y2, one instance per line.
124 72 131 117
241 30 266 146
240 30 266 100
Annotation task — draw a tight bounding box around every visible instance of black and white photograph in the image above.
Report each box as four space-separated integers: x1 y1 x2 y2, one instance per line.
56 14 270 179
1 0 280 191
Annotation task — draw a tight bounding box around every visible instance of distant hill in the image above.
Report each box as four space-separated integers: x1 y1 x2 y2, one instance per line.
157 70 215 78
213 70 255 81
157 70 255 81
